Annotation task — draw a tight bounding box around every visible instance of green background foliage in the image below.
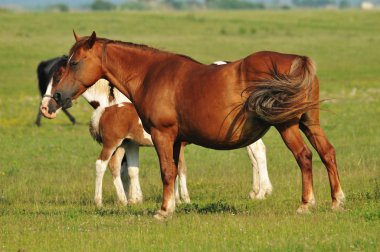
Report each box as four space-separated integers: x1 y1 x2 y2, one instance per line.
0 10 379 251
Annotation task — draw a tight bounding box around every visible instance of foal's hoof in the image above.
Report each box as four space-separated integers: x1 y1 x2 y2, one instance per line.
175 197 182 205
249 190 266 200
153 210 172 221
119 200 128 207
128 198 143 204
95 203 103 208
182 196 191 204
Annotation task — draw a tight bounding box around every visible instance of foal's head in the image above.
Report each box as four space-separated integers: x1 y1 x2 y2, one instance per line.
42 31 104 118
40 56 68 118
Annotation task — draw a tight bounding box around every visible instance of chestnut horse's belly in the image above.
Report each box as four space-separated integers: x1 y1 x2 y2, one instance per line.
179 110 270 150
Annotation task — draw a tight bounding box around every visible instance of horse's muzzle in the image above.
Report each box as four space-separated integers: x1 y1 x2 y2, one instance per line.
54 92 73 109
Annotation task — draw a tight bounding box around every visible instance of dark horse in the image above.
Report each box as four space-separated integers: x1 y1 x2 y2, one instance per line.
41 32 345 219
36 56 76 126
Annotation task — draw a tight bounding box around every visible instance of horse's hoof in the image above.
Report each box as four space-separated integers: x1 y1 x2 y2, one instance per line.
332 205 345 212
296 205 312 214
251 190 267 200
332 201 345 212
249 191 266 200
182 196 191 204
175 197 182 205
119 200 128 206
128 198 143 204
249 191 258 199
153 210 172 221
94 199 103 208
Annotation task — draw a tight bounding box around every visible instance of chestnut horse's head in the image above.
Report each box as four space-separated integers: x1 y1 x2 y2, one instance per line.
41 31 103 119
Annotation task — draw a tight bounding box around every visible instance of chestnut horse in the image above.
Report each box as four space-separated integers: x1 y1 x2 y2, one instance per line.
42 32 344 219
40 57 272 206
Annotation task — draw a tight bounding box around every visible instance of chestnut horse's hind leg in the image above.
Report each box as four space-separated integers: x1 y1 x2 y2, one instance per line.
247 139 272 200
300 122 345 211
276 122 315 214
151 129 180 220
108 147 128 206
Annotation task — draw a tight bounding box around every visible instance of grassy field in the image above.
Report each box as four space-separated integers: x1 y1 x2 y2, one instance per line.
0 10 379 251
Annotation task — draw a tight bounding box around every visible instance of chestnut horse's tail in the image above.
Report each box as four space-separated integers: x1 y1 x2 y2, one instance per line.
245 56 317 124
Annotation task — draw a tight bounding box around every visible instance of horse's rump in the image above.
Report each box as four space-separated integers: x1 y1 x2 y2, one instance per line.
244 54 317 124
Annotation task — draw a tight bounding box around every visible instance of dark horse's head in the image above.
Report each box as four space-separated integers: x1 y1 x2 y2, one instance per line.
41 31 103 119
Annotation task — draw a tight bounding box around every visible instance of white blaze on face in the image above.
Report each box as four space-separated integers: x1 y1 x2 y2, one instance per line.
41 79 53 107
40 78 60 118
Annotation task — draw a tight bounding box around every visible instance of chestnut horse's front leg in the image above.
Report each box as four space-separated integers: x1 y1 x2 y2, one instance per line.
151 129 181 220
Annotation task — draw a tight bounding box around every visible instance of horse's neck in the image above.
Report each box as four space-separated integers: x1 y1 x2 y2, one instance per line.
81 79 130 107
103 44 167 99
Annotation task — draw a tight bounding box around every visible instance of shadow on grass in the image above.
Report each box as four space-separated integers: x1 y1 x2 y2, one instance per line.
94 200 243 216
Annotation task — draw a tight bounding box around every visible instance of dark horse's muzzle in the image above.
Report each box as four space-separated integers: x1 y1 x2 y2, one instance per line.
53 92 73 109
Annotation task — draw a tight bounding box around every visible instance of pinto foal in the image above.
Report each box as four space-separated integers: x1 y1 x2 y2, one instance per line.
41 58 272 206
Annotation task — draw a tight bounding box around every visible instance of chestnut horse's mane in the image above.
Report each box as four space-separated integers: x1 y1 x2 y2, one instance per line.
70 37 202 64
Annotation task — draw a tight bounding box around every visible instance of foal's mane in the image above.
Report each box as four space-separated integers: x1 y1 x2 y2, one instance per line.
69 36 201 64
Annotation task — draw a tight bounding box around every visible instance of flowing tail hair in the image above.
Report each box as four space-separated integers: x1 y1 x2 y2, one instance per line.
245 56 317 124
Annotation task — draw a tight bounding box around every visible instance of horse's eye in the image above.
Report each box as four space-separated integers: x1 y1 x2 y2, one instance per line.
69 61 78 67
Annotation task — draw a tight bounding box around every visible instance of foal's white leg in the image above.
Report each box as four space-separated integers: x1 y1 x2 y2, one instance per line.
174 176 181 204
247 139 273 200
125 142 143 204
108 147 128 206
178 143 190 203
94 158 110 207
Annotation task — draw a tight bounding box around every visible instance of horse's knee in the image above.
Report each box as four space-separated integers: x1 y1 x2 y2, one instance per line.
128 166 139 179
96 159 107 175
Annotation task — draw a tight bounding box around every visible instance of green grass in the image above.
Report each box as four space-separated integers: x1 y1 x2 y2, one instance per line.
0 10 379 251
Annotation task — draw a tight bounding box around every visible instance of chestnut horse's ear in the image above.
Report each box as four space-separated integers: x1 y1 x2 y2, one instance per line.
73 30 80 42
87 31 97 49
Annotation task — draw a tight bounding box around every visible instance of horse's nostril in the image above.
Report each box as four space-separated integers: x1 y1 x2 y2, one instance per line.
53 92 61 102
